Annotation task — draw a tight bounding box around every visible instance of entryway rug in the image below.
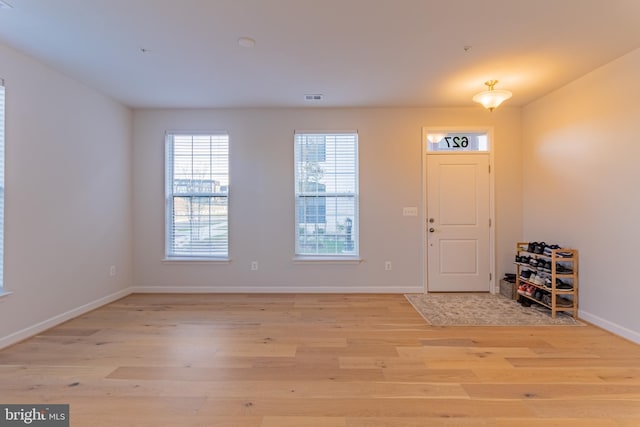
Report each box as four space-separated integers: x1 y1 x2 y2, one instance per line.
405 293 584 326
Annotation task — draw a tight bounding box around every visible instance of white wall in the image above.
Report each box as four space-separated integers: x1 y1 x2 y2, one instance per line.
0 42 133 346
133 107 522 293
2 33 639 346
523 48 640 343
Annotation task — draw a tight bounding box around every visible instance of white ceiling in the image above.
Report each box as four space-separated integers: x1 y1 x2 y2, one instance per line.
0 0 639 109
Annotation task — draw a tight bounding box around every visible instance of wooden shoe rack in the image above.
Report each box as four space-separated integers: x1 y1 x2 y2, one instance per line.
514 242 578 318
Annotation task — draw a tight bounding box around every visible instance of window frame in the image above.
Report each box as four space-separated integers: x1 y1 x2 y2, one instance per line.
0 79 5 295
293 131 359 261
164 132 230 261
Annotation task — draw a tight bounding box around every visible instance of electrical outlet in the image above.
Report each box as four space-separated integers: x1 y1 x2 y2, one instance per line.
384 261 392 271
109 265 116 277
251 261 258 271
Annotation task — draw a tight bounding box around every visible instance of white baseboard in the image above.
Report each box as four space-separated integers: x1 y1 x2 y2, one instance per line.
579 309 640 345
0 288 132 350
2 286 637 349
129 285 425 294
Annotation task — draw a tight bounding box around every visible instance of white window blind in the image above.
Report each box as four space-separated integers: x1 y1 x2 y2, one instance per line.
0 80 4 289
294 132 358 256
165 133 229 258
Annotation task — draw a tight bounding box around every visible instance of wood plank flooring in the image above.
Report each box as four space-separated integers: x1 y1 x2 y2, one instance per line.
1 293 639 426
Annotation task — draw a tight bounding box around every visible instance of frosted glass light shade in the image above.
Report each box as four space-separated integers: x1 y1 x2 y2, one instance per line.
472 80 512 111
472 89 512 111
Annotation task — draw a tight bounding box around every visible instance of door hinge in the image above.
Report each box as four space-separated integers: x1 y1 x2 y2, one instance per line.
488 164 491 173
489 218 492 227
489 273 492 281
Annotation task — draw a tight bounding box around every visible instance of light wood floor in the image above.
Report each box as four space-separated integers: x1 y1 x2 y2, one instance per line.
1 294 639 426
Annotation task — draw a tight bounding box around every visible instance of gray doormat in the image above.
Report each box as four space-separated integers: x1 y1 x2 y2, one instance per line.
405 293 584 326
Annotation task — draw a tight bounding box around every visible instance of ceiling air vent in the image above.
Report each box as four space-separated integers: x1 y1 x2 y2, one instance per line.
304 94 323 101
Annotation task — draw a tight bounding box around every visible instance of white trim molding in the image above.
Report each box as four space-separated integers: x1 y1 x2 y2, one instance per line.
579 309 640 345
130 285 423 294
0 288 131 350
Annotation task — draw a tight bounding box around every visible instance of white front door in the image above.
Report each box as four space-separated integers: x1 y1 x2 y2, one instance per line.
426 154 490 292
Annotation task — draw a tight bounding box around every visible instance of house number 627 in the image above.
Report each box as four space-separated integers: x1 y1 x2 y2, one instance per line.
444 136 469 148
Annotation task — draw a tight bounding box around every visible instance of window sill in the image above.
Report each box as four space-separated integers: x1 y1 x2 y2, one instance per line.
292 256 362 265
162 258 230 264
0 290 13 302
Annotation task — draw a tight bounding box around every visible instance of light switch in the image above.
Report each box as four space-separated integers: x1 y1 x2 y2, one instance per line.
402 207 418 216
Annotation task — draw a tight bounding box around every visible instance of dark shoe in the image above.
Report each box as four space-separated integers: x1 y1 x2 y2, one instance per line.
555 264 574 274
533 290 543 301
520 269 533 280
534 242 547 254
556 297 573 307
556 279 573 290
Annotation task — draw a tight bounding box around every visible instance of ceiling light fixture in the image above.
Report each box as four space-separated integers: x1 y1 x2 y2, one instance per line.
472 80 512 112
238 37 256 48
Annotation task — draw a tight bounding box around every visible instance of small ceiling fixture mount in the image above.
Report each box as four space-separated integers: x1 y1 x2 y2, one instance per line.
238 37 256 48
472 80 512 112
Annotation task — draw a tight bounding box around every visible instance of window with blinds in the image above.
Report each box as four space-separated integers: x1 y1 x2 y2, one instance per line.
0 80 4 289
165 133 229 259
294 132 358 256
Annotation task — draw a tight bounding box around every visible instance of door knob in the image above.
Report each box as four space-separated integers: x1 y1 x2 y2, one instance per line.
429 228 435 233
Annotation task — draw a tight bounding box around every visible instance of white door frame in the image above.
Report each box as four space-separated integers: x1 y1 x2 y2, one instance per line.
421 126 496 294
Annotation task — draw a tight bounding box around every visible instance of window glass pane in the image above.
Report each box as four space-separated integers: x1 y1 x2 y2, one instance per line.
170 196 228 256
426 132 489 152
295 133 358 256
166 133 229 258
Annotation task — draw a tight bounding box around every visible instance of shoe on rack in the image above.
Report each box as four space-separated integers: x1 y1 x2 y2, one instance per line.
534 274 546 286
540 260 551 272
534 242 547 255
555 263 574 274
556 279 573 290
533 290 543 301
556 250 573 258
544 244 561 256
520 269 533 280
527 242 537 253
556 297 573 307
